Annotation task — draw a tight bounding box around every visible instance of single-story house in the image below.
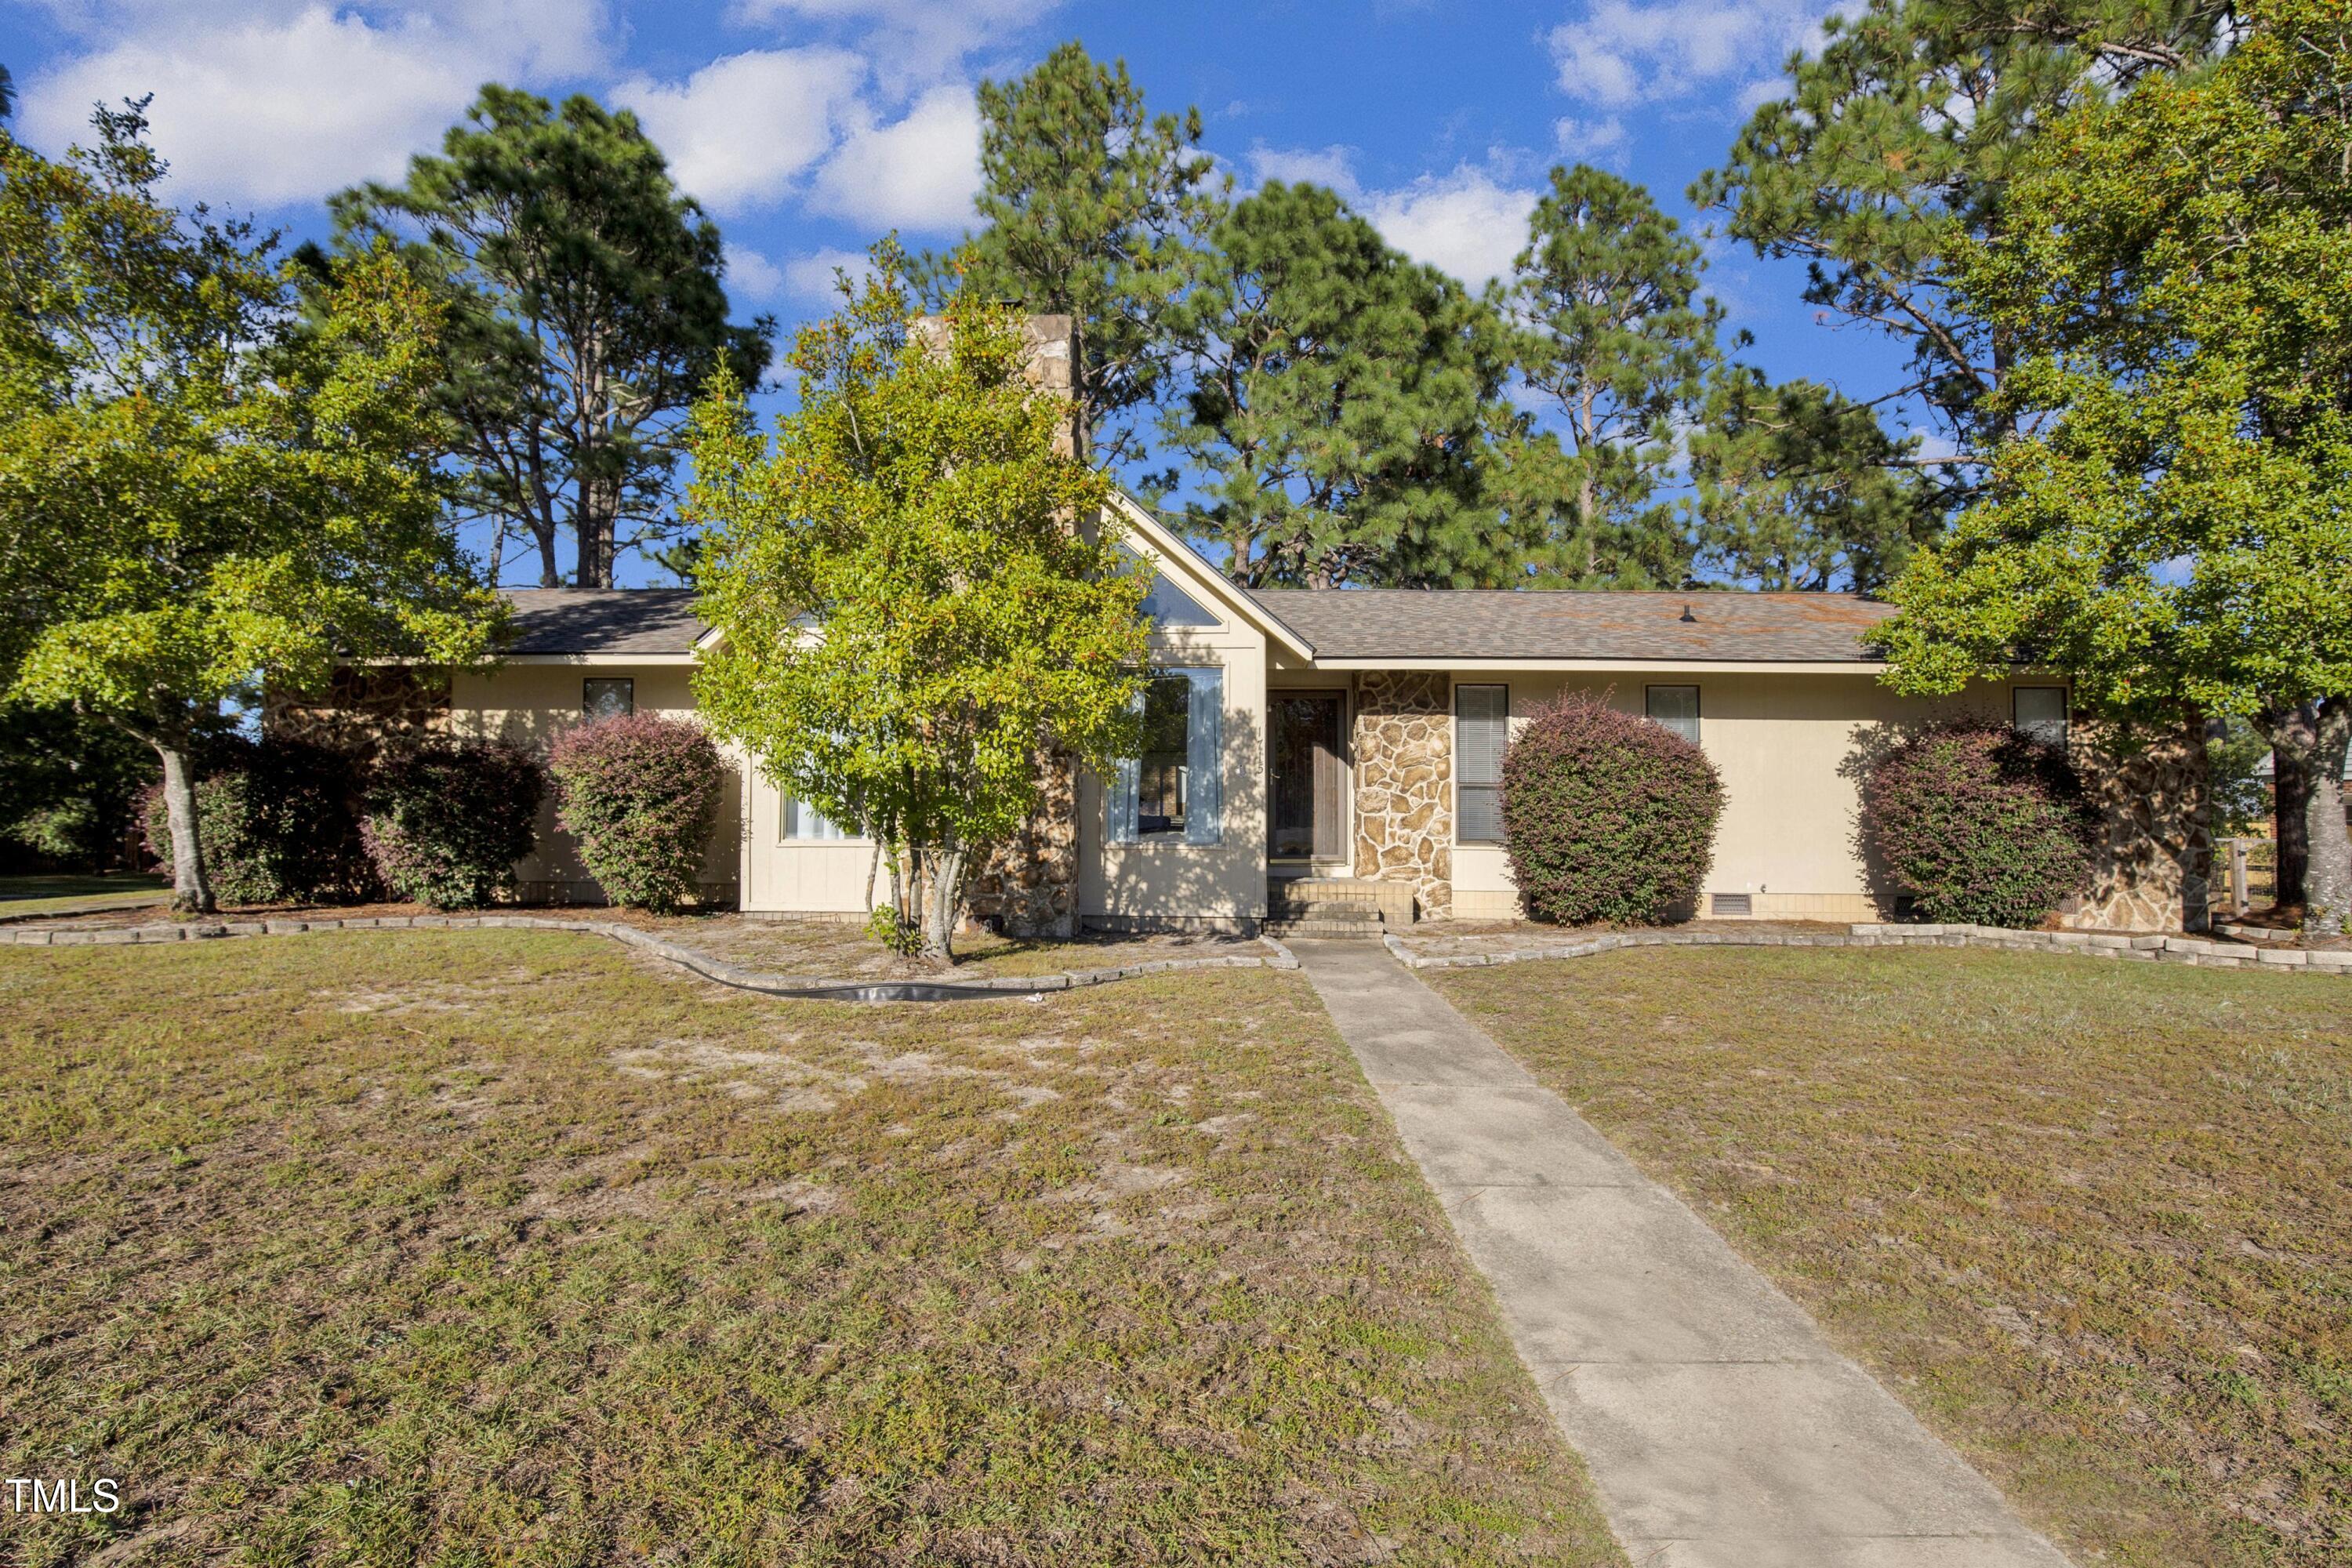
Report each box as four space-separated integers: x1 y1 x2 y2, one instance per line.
347 492 2208 936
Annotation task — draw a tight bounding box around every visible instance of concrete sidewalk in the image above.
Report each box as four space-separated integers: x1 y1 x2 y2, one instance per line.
1291 939 2072 1568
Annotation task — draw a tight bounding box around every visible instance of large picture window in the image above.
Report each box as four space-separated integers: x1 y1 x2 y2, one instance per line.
1455 684 1508 844
1110 668 1223 844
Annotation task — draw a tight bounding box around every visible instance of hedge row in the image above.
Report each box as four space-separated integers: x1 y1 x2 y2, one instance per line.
144 716 723 912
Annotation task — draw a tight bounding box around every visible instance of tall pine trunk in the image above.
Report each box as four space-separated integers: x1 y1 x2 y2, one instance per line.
155 742 216 916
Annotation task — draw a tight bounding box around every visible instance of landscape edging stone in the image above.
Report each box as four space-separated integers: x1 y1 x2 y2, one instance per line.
0 913 1292 1003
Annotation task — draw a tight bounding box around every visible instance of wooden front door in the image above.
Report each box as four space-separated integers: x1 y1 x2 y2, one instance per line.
1269 694 1345 860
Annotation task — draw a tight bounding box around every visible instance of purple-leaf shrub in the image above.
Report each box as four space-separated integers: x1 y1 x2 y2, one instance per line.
362 739 545 909
1860 718 2097 927
1500 693 1725 925
141 736 379 906
546 713 724 913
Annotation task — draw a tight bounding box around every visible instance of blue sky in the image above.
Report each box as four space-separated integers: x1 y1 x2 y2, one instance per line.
2 0 1918 586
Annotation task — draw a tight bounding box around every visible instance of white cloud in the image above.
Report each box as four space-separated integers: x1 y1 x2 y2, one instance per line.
614 49 866 213
808 83 981 234
20 1 611 209
1363 164 1541 289
1552 114 1628 160
730 0 1065 85
1247 141 1363 194
1547 0 1830 109
1242 144 1541 289
782 245 879 301
724 244 788 303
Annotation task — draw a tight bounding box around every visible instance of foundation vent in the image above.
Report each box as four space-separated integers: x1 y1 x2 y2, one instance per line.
1709 892 1752 917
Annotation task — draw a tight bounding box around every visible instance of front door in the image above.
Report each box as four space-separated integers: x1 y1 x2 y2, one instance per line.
1269 693 1345 860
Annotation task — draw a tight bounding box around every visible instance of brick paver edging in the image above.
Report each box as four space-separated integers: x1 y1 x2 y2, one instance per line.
0 913 1302 1002
1385 922 2350 975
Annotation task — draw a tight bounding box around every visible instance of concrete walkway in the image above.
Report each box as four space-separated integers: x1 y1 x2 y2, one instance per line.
1291 940 2073 1568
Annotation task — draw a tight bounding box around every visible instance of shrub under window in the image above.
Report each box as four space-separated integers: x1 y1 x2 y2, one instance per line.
362 739 546 909
1860 717 2098 928
1500 692 1724 925
548 713 726 912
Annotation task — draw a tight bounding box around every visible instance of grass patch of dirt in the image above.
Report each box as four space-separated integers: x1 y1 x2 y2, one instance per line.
0 930 1620 1566
1433 946 2352 1568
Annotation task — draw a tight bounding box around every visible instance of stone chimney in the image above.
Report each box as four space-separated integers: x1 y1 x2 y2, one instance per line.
913 311 1080 459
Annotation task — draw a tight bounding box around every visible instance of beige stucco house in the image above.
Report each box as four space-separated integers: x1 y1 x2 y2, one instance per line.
412 492 2208 936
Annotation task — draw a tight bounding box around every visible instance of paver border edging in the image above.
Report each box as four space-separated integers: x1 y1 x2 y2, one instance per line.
1384 921 2350 975
0 913 1305 1003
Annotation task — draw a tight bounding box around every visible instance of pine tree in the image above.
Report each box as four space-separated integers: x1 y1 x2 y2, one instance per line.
1694 0 2232 498
1689 365 1938 592
318 85 773 588
1160 182 1519 588
1503 165 1715 587
922 42 1218 470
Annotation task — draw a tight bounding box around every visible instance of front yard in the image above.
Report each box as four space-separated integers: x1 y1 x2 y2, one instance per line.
1434 946 2352 1568
0 931 1621 1566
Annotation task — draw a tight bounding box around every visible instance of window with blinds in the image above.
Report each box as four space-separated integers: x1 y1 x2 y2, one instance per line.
781 794 849 840
1455 684 1508 844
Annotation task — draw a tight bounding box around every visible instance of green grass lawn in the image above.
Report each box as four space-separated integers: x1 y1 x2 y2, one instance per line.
0 873 168 916
0 931 1621 1567
1434 947 2352 1568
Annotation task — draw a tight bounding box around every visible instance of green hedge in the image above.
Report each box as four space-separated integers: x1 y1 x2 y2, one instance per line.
362 739 545 909
1860 718 2098 927
548 713 724 913
1500 693 1724 925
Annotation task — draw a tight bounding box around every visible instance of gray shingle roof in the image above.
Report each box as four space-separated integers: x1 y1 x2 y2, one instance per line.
500 589 707 655
1247 589 1894 662
495 585 1893 662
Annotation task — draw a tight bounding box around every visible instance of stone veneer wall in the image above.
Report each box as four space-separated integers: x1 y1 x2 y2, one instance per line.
262 667 449 760
2061 720 2212 934
966 750 1080 938
1352 670 1454 918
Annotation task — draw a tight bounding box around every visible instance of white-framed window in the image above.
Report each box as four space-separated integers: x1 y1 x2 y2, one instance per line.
1109 668 1223 844
1455 684 1508 845
1646 684 1700 745
781 793 849 841
583 677 634 719
2014 686 2069 748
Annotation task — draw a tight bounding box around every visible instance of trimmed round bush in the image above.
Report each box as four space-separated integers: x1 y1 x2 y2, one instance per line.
547 713 724 913
362 739 545 909
1500 692 1725 925
140 736 379 906
1860 718 2098 927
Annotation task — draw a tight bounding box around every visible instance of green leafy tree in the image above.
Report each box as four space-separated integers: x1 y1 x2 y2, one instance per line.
1869 0 2352 935
0 64 14 124
1695 0 2234 494
685 267 1150 964
1162 181 1519 587
1503 164 1716 587
922 42 1218 470
0 105 505 913
1689 365 1939 591
318 85 775 588
0 702 156 869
